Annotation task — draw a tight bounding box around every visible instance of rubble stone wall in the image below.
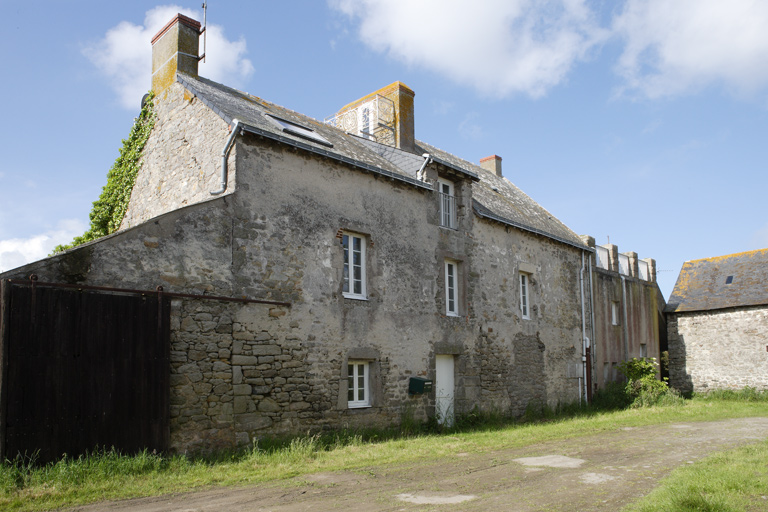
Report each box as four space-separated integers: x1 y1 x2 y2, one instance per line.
121 81 233 229
668 307 768 393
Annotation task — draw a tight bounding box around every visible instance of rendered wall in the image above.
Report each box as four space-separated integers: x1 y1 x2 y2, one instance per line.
591 268 663 389
668 307 768 393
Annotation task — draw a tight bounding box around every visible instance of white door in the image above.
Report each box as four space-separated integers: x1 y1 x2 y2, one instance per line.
435 355 455 427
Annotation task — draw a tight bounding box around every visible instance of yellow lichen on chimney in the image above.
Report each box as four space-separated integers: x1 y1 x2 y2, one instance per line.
151 14 201 97
336 81 415 152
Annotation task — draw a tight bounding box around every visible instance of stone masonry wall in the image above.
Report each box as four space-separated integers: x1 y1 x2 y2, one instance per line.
668 307 768 393
121 81 233 230
169 298 326 453
1 81 590 453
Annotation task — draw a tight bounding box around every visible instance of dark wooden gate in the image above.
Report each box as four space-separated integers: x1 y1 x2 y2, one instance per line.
0 279 170 463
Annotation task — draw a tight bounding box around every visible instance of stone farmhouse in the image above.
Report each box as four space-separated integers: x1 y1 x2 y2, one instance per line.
667 248 768 393
0 14 663 457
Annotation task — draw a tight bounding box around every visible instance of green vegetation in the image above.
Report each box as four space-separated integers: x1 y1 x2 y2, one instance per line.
624 439 768 512
53 93 156 254
2 389 767 511
618 357 683 408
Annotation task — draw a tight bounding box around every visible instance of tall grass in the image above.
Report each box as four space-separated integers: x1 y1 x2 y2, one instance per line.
2 388 767 511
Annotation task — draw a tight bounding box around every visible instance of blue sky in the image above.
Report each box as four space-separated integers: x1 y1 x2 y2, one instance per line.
2 1 767 300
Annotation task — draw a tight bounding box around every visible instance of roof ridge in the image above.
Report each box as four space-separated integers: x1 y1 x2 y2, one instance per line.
684 247 768 265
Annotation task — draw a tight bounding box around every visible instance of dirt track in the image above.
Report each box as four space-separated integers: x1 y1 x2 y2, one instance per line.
69 417 768 512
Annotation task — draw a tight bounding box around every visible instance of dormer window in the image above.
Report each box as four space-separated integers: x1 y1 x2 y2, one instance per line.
438 179 456 229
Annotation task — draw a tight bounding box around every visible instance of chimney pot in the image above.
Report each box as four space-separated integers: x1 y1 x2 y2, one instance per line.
480 155 503 177
151 14 201 96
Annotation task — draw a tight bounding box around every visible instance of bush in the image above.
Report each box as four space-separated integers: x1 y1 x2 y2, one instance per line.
618 357 681 408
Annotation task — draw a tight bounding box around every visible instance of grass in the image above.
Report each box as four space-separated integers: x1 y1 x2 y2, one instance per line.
623 439 768 512
2 389 767 511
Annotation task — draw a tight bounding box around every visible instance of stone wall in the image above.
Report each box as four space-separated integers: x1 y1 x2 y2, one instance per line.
1 81 591 453
121 81 234 230
668 306 768 393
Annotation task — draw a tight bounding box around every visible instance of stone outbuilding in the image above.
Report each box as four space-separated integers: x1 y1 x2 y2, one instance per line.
0 13 664 458
667 248 768 393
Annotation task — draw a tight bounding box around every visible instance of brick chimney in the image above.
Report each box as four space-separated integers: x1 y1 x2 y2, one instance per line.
480 155 503 177
151 14 201 96
335 81 415 152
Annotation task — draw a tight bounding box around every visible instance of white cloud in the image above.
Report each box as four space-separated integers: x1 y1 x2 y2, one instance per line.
0 219 86 273
613 0 768 98
330 0 607 98
83 5 254 109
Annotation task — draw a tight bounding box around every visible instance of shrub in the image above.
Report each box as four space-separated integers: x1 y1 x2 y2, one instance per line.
618 357 681 408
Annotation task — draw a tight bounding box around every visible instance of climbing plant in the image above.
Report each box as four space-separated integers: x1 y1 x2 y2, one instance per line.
53 92 156 254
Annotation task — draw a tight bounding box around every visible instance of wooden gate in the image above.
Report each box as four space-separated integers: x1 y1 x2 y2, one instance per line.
0 279 170 463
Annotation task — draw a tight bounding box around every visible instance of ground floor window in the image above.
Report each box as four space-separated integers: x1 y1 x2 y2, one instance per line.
347 361 370 408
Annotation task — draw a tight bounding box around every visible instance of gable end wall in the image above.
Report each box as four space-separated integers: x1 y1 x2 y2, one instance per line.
121 81 233 229
668 306 768 393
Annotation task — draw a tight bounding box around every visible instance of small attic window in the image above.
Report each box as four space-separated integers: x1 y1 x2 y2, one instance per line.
266 114 333 147
725 275 734 284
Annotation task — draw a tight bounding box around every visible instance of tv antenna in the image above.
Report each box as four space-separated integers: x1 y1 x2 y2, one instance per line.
199 3 207 63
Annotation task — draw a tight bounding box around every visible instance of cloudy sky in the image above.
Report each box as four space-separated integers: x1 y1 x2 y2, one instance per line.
2 0 767 299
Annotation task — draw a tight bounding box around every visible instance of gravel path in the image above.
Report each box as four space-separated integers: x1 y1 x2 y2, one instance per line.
69 417 768 512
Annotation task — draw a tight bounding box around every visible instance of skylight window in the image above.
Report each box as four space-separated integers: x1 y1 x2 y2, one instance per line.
266 114 333 147
725 275 734 284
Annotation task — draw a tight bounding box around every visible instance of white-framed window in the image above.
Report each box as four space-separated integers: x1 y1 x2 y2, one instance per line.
438 179 456 229
520 272 530 319
342 232 366 299
445 260 459 316
611 301 620 326
358 100 375 140
347 360 370 408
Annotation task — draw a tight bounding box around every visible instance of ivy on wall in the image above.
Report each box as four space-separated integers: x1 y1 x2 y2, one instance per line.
53 92 156 254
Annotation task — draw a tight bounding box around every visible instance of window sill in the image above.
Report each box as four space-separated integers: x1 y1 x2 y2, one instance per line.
343 294 369 301
347 404 371 409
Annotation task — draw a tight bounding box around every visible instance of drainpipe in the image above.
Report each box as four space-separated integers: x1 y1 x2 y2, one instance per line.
580 251 588 403
621 275 630 361
417 153 431 181
211 119 242 196
587 254 596 399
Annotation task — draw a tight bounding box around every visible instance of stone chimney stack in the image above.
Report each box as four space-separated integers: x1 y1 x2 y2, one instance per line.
151 14 201 97
480 155 503 177
334 81 415 152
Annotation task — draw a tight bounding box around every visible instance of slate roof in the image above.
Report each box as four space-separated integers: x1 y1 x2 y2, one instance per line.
416 141 587 249
666 248 768 313
177 73 587 250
